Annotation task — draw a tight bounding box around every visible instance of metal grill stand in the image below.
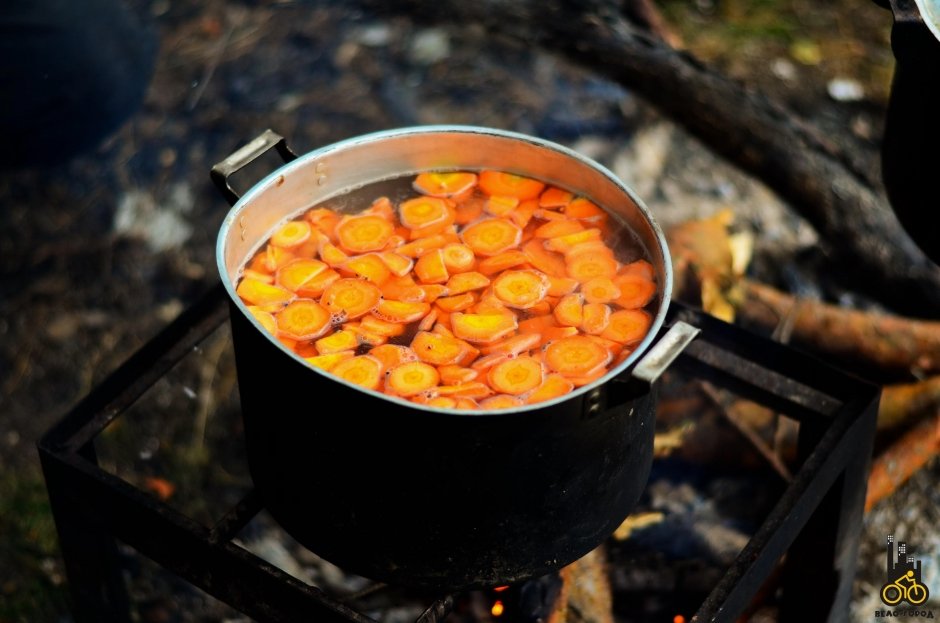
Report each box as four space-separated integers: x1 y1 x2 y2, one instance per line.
38 285 879 623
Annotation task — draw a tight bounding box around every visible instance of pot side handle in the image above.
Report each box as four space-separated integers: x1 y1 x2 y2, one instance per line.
210 129 298 206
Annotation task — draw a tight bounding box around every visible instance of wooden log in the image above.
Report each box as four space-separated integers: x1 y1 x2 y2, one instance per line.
865 413 939 511
360 0 940 315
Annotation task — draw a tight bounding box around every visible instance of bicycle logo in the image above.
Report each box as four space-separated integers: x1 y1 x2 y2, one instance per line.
882 535 931 607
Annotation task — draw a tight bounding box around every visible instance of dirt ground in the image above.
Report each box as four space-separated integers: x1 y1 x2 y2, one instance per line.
0 0 936 621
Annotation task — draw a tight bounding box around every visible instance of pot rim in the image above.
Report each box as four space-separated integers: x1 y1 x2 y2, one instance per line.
216 125 673 416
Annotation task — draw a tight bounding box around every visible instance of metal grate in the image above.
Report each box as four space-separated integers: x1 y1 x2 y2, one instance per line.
38 284 879 623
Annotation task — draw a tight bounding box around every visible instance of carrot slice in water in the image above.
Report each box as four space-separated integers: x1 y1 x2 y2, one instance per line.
315 329 359 354
335 214 394 254
387 361 441 396
276 299 332 340
441 243 476 273
373 299 432 324
304 208 341 240
263 245 296 272
368 344 418 371
485 195 519 217
454 196 485 225
380 274 424 302
436 292 477 313
478 171 545 200
318 239 349 267
438 365 479 385
492 269 550 309
331 355 383 390
564 198 608 221
541 325 580 346
546 275 579 297
436 382 493 399
566 251 619 282
554 293 584 327
581 277 621 304
246 306 278 335
276 258 328 292
581 303 611 335
296 268 340 298
340 254 391 285
446 271 490 295
305 351 354 372
522 239 567 278
612 274 657 309
477 250 528 275
365 196 395 221
377 252 414 277
619 259 655 280
413 172 478 198
543 229 603 254
525 374 574 404
451 312 518 343
271 220 312 248
479 394 525 410
347 323 388 347
544 335 611 377
414 248 449 284
509 199 539 229
517 314 558 335
400 196 454 230
488 356 543 395
320 278 381 320
236 278 295 311
396 233 451 258
243 267 274 283
539 187 573 209
412 331 471 366
480 332 541 356
534 219 584 239
359 315 406 337
418 308 439 332
462 219 522 256
601 309 652 345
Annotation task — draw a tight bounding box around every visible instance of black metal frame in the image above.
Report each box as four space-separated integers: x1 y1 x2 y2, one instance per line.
37 285 879 623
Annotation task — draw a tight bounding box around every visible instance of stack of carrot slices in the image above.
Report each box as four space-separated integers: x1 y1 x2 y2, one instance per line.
235 169 658 410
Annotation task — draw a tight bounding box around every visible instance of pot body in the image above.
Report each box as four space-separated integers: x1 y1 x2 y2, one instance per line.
216 126 672 590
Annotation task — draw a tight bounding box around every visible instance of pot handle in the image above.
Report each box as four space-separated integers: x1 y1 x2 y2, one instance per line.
210 129 298 206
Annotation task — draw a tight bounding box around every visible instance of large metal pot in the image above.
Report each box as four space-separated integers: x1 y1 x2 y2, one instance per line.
213 126 688 591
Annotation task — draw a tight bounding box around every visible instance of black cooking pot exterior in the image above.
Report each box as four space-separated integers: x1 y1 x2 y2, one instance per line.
214 127 676 591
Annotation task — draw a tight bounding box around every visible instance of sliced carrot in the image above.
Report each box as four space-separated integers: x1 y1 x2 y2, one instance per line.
454 196 485 225
522 239 567 278
373 299 432 324
277 335 298 351
331 355 383 390
544 335 611 377
581 277 621 304
534 208 568 221
487 356 543 395
517 314 558 335
419 283 449 303
348 327 389 349
243 267 274 283
264 245 296 272
601 309 652 345
359 315 407 337
543 228 603 254
365 196 395 221
340 254 391 285
454 397 480 410
426 396 458 409
399 196 454 231
304 208 341 240
276 299 332 340
236 278 295 311
587 335 625 360
335 214 394 254
271 220 312 248
438 365 479 385
566 366 608 387
318 240 349 267
508 199 539 229
470 352 511 373
527 300 553 316
553 293 584 327
377 252 414 277
485 195 519 217
541 325 580 346
368 344 418 371
581 303 611 335
525 374 575 404
418 308 439 332
436 382 492 400
461 219 522 256
411 331 472 366
566 251 619 282
386 361 440 396
441 243 476 273
564 198 607 221
546 275 579 297
539 186 573 209
619 259 655 280
534 219 584 239
276 258 328 292
479 394 525 410
246 306 277 335
480 332 541 357
294 340 320 358
492 269 550 309
413 171 478 198
478 170 545 200
380 274 424 302
320 278 381 320
304 350 354 372
563 240 615 261
397 233 450 258
436 292 477 313
432 320 454 337
451 312 518 343
477 250 529 275
315 329 359 354
414 248 449 284
296 268 340 298
612 274 657 309
446 271 490 295
383 233 407 251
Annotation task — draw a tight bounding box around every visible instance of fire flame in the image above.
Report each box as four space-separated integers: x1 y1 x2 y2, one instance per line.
673 615 686 623
491 600 505 617
493 585 509 592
